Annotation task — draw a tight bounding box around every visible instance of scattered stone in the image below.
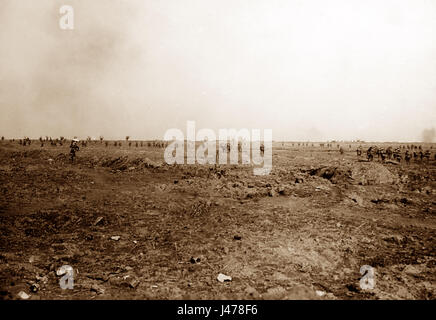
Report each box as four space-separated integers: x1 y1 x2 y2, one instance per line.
245 286 260 298
127 278 140 289
91 284 105 295
346 283 360 293
110 236 121 241
233 235 242 240
36 275 48 284
190 257 201 264
403 265 421 275
383 235 404 244
217 273 232 283
17 291 30 300
264 286 287 299
94 216 104 226
315 290 326 297
30 283 40 293
349 194 364 206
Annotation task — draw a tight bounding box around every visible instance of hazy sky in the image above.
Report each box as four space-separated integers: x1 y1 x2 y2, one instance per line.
1 0 435 141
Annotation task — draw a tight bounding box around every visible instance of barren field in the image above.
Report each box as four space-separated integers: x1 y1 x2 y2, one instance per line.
0 141 435 300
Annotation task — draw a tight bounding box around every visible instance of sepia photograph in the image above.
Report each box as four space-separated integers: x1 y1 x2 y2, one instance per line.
0 0 435 306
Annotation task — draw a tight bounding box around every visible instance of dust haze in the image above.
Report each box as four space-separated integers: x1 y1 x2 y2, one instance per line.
1 0 436 141
422 128 436 143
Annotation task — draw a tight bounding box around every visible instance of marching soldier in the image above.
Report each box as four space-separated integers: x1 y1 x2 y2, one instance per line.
70 139 80 163
393 147 402 162
386 147 393 159
405 150 411 164
424 150 431 162
367 147 374 161
378 147 386 162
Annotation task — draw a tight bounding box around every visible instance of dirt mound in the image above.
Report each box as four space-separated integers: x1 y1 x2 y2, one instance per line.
100 156 162 170
351 162 398 185
309 162 398 185
309 166 352 184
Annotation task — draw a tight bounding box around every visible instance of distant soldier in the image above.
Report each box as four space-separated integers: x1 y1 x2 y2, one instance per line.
386 147 393 160
423 150 431 162
367 147 374 161
260 143 265 155
378 147 386 162
405 150 411 164
419 151 424 161
413 151 418 161
70 139 80 163
356 146 362 157
393 148 402 162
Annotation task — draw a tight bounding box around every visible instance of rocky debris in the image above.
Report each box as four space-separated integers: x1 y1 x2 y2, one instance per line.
36 275 49 284
30 283 40 293
91 284 106 295
190 257 201 264
217 273 232 283
122 276 140 289
383 235 405 244
309 166 352 184
309 162 398 186
348 193 365 206
245 286 260 298
17 291 30 300
110 236 121 241
315 290 326 297
351 162 398 185
403 265 421 275
93 216 104 226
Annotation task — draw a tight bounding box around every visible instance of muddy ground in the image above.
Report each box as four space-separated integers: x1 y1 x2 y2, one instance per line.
0 141 435 300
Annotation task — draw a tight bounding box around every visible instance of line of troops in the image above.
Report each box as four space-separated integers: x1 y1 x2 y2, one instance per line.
13 137 171 149
356 145 434 163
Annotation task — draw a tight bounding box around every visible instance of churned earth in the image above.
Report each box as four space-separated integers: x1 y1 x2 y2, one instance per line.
0 141 435 300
